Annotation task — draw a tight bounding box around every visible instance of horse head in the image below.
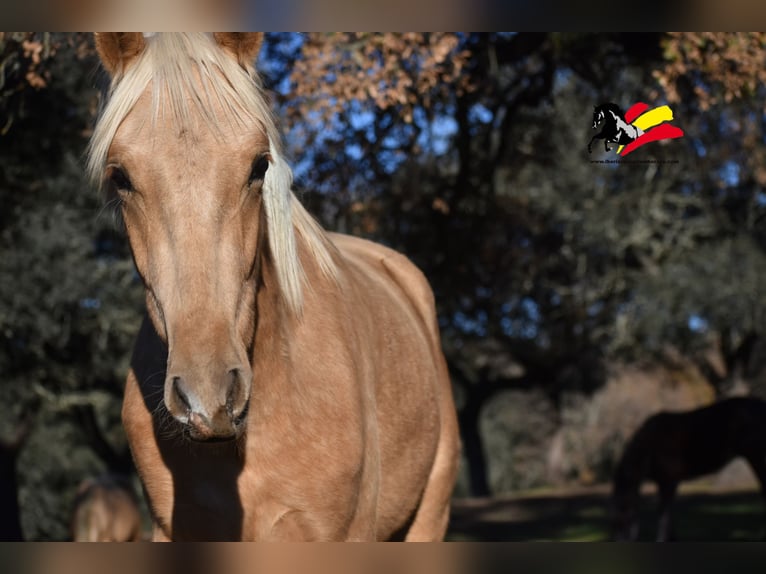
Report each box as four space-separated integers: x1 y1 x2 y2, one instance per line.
91 33 280 442
592 106 605 129
610 488 640 540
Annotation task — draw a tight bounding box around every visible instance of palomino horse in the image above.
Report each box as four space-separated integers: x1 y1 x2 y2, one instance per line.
588 102 643 153
611 397 766 541
71 474 143 542
88 33 460 541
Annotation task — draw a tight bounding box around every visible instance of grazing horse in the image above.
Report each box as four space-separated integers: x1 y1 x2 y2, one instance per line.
611 397 766 541
71 475 143 542
88 33 460 541
588 103 643 153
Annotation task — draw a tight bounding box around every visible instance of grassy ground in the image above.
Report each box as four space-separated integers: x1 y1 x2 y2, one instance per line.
447 484 765 541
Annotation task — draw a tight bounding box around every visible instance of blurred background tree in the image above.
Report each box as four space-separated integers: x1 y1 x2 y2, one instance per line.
0 33 141 539
2 32 766 538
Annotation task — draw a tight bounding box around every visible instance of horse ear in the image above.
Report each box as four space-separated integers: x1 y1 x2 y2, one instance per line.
213 33 264 68
94 33 146 77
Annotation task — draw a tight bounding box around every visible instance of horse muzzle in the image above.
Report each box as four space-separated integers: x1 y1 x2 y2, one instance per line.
164 366 252 442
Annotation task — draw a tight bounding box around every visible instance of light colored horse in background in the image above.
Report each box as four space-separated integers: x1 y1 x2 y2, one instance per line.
89 33 460 541
71 474 143 542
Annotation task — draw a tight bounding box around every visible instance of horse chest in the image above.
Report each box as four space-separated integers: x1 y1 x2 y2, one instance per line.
184 479 234 513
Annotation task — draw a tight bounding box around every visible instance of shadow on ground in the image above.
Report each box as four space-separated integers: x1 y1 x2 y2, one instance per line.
447 486 765 541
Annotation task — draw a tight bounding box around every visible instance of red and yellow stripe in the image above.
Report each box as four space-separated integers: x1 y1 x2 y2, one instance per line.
617 103 685 156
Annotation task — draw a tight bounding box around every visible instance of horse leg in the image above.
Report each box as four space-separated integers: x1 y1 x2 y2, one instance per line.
745 454 766 499
403 399 461 541
744 453 766 539
656 480 678 542
152 523 171 542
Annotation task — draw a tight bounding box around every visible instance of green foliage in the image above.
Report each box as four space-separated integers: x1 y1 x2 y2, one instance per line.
0 33 142 539
480 389 558 491
0 35 141 400
622 236 766 354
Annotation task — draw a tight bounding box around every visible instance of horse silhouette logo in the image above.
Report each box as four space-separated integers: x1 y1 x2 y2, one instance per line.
588 102 684 157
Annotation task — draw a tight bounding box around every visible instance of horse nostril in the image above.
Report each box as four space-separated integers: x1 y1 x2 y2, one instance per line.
172 376 191 411
233 400 249 426
225 367 251 420
225 369 240 412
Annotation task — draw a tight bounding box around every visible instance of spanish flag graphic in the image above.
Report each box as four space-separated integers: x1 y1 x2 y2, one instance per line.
617 103 685 156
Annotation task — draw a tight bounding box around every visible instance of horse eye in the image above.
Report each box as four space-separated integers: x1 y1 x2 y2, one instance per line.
248 155 270 186
108 167 134 193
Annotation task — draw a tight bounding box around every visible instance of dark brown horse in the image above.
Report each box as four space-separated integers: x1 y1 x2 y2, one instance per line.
611 397 766 541
88 33 460 541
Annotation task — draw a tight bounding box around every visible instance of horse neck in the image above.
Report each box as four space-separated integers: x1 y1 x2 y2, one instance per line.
252 225 335 362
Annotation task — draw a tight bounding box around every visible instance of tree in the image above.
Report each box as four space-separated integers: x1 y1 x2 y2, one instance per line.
277 32 766 493
0 33 142 539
